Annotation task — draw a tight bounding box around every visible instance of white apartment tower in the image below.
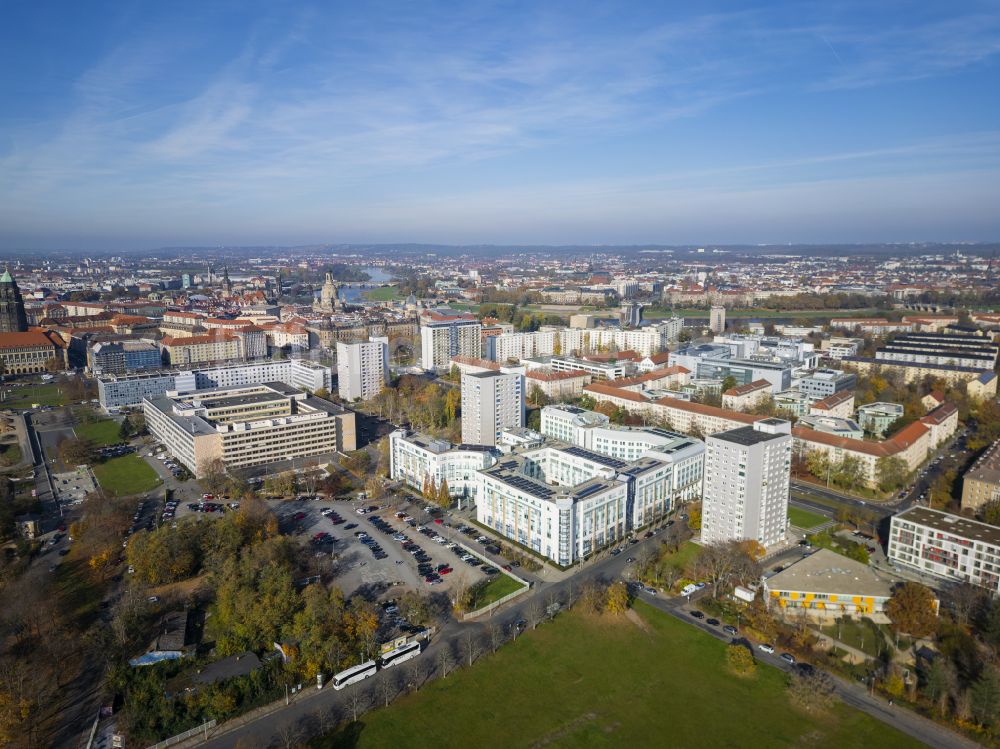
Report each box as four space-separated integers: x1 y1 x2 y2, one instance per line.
336 336 388 402
420 310 482 371
701 418 792 548
461 370 524 447
710 305 726 334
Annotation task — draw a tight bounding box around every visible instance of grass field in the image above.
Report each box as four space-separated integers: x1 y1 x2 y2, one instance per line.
363 286 401 301
788 506 829 530
0 383 68 409
820 618 891 659
468 574 526 609
314 600 921 749
664 540 701 572
75 419 121 446
93 454 160 496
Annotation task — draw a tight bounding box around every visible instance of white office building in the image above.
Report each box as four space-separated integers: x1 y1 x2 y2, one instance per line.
702 418 793 548
144 383 356 477
461 370 524 447
476 435 694 565
388 430 499 502
336 337 388 402
540 404 705 501
420 310 482 371
98 358 332 411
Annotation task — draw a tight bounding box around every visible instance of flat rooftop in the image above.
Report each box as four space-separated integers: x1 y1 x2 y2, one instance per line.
712 424 787 446
766 548 893 598
895 506 1000 547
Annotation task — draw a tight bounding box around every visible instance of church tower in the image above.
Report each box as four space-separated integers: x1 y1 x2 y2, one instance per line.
0 268 29 333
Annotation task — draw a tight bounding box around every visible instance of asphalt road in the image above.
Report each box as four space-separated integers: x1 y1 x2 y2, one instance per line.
181 528 974 749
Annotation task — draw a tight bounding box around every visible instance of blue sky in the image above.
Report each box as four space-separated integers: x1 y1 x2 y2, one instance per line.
1 1 999 249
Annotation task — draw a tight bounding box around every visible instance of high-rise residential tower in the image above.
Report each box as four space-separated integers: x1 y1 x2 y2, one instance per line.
461 370 524 447
336 337 389 402
701 418 792 548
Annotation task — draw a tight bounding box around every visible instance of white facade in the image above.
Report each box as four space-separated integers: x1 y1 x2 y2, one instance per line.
98 358 332 410
540 404 705 501
388 430 497 500
888 507 1000 593
420 311 482 371
337 337 388 402
144 383 355 477
702 419 792 548
710 306 726 334
476 436 694 565
486 324 675 362
461 370 524 447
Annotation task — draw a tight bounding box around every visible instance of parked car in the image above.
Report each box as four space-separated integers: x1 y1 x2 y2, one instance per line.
758 643 775 654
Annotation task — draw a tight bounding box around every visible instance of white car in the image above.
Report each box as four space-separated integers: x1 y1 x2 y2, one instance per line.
758 643 775 655
680 584 698 596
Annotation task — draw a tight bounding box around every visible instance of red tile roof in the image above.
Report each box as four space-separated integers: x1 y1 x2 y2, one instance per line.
810 390 854 411
527 368 590 382
723 378 772 397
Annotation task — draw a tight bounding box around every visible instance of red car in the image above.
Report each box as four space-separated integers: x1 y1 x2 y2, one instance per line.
434 518 444 525
502 564 513 572
438 566 453 575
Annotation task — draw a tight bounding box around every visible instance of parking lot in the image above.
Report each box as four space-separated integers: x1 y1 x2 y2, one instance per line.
270 499 500 599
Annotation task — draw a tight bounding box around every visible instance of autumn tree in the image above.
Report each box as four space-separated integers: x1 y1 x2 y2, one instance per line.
725 644 756 676
876 456 908 494
886 582 938 638
605 581 630 615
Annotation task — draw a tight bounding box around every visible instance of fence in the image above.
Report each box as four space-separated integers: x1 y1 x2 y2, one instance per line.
455 540 531 620
144 720 216 749
462 585 529 620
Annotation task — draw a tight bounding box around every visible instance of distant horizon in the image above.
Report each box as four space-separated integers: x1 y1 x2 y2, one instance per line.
2 240 999 260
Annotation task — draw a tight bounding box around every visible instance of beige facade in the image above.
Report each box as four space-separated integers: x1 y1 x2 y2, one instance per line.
144 383 355 476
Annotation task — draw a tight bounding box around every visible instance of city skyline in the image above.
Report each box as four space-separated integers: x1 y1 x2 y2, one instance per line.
2 1 999 249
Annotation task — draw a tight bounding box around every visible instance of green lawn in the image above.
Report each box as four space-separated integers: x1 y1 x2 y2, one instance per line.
93 454 160 496
0 383 68 409
363 285 401 301
468 574 526 609
788 506 829 530
664 540 701 571
75 419 121 446
820 618 891 659
314 600 921 749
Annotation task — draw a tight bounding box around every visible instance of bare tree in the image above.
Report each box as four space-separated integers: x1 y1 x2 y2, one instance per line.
525 597 544 630
314 704 340 737
377 672 398 707
274 720 303 749
437 646 454 678
347 687 369 722
404 657 427 691
488 621 504 654
463 630 482 667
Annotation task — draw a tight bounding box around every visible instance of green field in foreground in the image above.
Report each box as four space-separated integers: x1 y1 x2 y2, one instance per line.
363 286 401 301
0 383 68 409
75 419 121 446
92 454 160 496
788 506 830 530
313 600 921 749
469 573 525 609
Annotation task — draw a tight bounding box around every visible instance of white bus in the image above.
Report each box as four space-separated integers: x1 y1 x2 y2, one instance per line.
332 660 377 690
378 641 421 669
